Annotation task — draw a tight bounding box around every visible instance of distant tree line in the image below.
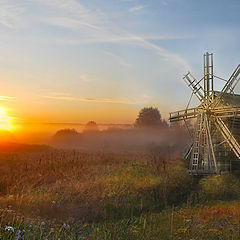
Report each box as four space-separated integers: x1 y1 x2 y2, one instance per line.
55 106 169 137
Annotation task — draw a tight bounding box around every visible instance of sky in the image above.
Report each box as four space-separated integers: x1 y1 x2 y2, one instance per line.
1 0 240 125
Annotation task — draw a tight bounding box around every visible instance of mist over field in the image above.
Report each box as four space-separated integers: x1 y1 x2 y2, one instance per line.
50 125 189 158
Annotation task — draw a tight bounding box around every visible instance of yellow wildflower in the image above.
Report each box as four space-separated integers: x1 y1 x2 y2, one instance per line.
207 228 222 235
232 219 239 225
177 228 187 234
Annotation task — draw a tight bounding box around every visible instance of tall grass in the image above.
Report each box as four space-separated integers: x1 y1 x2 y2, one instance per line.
0 147 240 239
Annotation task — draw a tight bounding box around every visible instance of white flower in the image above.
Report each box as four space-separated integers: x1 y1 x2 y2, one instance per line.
5 226 14 232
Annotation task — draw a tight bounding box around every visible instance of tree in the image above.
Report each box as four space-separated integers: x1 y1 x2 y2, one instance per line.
135 107 167 128
54 128 79 137
84 121 99 132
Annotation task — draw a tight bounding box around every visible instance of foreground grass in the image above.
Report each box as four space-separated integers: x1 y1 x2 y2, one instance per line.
1 201 240 239
0 147 240 239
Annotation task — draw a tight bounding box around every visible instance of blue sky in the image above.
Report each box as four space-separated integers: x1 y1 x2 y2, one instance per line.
0 0 240 123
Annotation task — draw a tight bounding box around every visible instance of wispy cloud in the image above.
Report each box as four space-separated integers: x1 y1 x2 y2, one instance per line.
1 0 190 70
35 0 189 69
0 1 25 28
129 5 145 12
160 0 168 6
49 92 71 96
102 50 131 67
48 33 190 46
0 96 16 101
41 16 101 31
43 95 135 104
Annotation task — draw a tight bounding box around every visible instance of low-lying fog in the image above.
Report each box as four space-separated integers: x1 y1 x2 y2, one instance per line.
0 123 191 159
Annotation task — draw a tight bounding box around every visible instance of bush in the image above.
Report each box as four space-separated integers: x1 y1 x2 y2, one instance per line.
199 174 240 201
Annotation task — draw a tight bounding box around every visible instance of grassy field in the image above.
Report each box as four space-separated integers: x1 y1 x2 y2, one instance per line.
0 145 240 239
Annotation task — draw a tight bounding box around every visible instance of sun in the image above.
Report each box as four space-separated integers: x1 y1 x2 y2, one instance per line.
0 107 12 131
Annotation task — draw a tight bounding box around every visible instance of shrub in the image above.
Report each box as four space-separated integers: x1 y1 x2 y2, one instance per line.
199 174 240 201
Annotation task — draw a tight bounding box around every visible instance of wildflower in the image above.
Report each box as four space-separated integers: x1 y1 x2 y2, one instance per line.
207 228 222 235
210 209 218 214
229 226 234 232
176 228 187 234
68 217 74 222
80 224 88 230
16 230 21 240
5 226 14 232
232 219 239 225
217 224 223 229
6 209 14 213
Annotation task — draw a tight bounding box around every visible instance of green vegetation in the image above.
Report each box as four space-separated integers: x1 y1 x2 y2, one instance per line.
0 147 240 239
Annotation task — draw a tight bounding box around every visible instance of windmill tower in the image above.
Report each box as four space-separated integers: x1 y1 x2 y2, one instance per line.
169 53 240 175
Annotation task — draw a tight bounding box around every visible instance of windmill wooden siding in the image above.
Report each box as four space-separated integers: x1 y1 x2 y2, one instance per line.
213 91 240 174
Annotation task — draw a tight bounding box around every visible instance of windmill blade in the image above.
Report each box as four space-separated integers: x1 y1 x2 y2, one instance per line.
213 106 240 118
183 72 204 101
214 117 240 159
169 107 199 122
211 65 240 108
205 116 218 173
221 64 240 94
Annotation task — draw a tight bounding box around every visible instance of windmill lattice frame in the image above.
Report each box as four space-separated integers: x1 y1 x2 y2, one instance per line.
169 53 240 175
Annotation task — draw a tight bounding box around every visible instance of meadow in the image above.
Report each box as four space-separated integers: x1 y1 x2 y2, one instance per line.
0 129 240 239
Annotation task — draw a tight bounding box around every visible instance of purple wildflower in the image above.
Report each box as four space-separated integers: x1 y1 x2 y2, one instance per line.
16 230 21 240
217 224 223 229
229 226 234 232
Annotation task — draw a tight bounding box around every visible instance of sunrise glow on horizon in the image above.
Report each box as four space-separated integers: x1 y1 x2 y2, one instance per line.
0 107 12 130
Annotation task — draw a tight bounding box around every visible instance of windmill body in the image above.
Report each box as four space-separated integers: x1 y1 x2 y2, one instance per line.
169 53 240 175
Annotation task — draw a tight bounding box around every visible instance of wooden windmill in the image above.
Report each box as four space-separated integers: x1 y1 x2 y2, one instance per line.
169 53 240 175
